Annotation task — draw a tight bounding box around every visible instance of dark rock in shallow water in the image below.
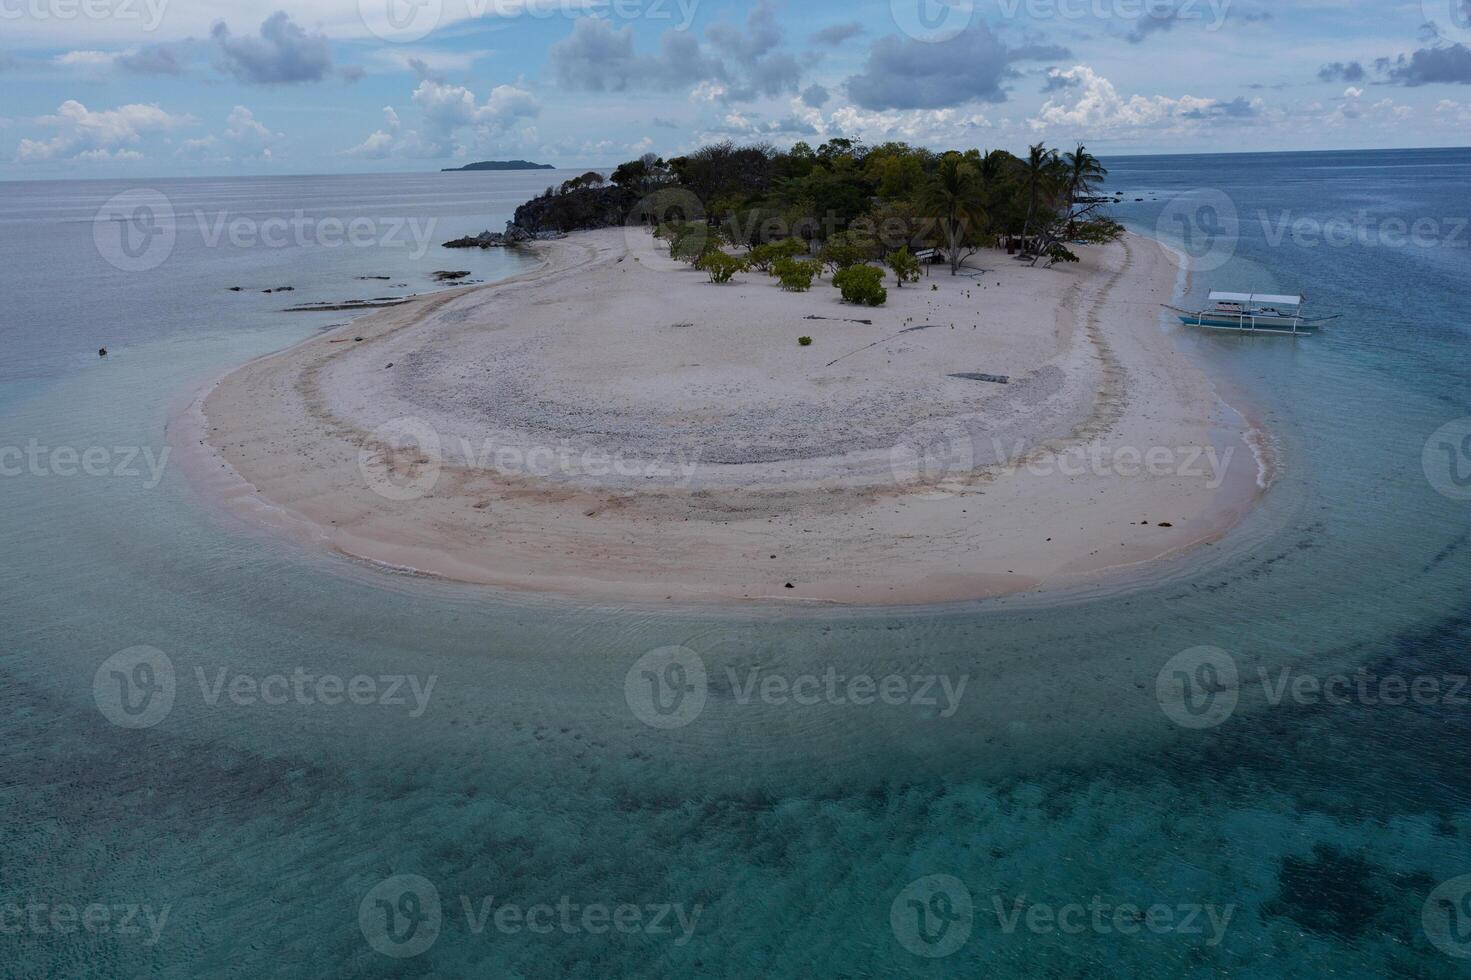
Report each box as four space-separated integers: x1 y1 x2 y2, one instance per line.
282 299 408 312
432 270 471 282
1266 845 1388 940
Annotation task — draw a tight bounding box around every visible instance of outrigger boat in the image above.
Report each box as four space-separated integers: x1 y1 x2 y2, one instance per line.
1165 292 1338 335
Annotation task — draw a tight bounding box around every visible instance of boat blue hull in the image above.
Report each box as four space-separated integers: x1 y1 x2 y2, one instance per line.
1177 314 1317 333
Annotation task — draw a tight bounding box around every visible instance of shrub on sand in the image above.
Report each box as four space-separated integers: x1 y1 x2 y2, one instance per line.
833 265 888 306
664 221 722 263
749 238 809 273
887 247 921 287
774 257 819 292
819 231 877 274
696 251 749 283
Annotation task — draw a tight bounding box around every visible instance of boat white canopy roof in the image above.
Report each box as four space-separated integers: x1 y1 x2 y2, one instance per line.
1209 291 1303 306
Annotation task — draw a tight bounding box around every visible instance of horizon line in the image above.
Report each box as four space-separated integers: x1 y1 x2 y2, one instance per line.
2 144 1469 185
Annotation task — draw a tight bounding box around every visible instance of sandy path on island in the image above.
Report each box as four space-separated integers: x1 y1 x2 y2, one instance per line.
174 227 1266 605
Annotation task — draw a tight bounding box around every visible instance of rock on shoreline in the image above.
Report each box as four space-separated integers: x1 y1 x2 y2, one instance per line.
442 223 566 249
442 184 666 249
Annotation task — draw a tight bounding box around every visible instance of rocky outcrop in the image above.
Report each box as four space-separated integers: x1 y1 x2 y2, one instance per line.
512 185 643 234
442 222 568 249
443 183 677 248
442 224 530 249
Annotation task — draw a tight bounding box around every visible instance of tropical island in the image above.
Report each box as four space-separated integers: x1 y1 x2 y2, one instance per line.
183 139 1266 605
441 159 555 172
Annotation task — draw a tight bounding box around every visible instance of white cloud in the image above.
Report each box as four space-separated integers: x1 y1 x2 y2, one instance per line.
364 48 491 76
1327 86 1411 125
53 50 115 69
346 81 540 159
1032 66 1212 132
75 148 146 162
177 106 281 162
16 99 192 162
690 81 727 103
827 104 991 143
347 106 403 159
1436 99 1471 124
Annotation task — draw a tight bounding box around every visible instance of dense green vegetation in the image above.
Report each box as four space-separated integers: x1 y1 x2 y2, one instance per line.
600 139 1122 273
513 139 1125 308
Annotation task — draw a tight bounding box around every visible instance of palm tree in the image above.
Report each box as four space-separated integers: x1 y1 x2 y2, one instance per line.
1020 142 1061 255
920 153 987 275
977 148 1009 185
1062 144 1107 202
1060 144 1107 238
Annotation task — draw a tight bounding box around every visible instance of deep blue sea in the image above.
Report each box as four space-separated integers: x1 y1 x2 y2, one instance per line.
1 150 1470 977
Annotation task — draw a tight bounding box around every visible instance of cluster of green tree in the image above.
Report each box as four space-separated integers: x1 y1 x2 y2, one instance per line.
555 171 605 195
606 139 1123 273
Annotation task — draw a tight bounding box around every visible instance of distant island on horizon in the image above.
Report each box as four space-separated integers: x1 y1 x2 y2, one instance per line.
441 160 556 172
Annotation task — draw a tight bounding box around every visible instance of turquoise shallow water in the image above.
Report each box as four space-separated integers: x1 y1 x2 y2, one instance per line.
2 151 1470 977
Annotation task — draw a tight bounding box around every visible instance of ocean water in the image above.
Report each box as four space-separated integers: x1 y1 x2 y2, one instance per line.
1 150 1469 977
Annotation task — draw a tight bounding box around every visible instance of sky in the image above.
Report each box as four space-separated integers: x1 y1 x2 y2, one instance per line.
1 0 1470 179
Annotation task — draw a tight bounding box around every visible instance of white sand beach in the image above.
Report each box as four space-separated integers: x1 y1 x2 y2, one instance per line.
175 227 1266 605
